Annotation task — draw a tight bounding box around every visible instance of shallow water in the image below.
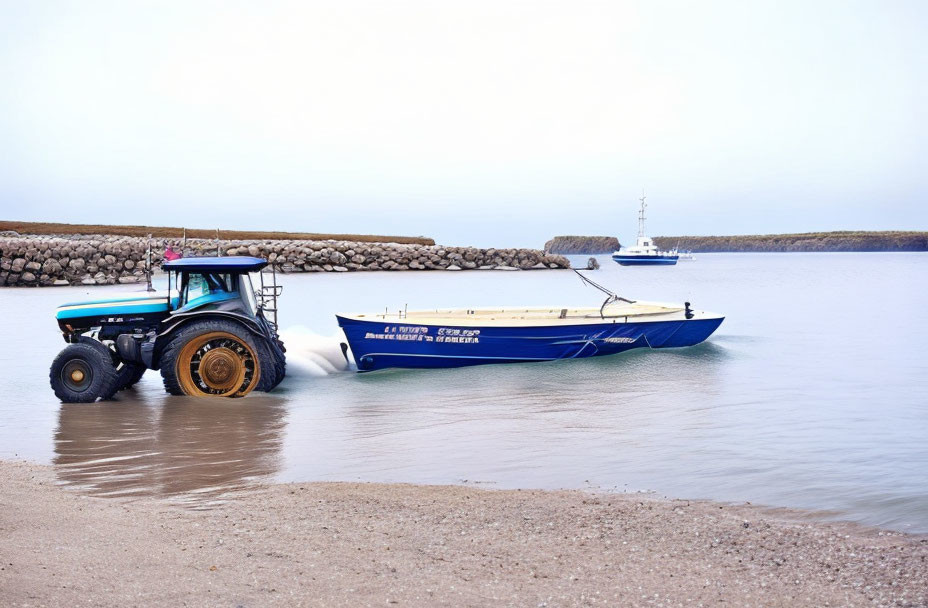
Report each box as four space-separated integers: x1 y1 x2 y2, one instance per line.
1 253 927 531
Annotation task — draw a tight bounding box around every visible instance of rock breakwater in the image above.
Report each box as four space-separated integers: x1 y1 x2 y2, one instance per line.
0 234 569 287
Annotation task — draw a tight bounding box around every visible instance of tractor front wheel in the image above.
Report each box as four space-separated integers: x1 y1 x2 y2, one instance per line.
77 336 143 395
49 343 119 403
159 320 262 398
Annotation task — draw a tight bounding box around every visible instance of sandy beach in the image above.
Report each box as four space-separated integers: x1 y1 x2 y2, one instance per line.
2 460 926 607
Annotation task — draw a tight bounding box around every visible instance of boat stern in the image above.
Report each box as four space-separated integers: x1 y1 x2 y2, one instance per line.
656 312 724 348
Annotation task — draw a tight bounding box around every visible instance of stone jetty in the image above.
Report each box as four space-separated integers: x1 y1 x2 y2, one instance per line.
0 233 570 287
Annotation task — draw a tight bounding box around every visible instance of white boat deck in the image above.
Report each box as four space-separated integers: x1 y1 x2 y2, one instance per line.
339 301 713 327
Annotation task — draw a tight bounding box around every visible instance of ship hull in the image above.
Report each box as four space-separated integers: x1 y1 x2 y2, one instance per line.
611 254 679 266
337 313 723 372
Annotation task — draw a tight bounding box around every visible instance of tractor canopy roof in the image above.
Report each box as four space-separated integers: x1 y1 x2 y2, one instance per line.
162 256 268 273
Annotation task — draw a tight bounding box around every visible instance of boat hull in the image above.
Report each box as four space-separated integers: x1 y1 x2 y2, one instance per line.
611 254 679 266
337 314 723 372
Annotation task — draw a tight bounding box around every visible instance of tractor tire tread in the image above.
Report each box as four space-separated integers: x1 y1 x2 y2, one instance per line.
255 339 286 392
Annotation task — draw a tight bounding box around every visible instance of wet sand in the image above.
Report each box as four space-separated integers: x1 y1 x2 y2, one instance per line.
2 460 927 607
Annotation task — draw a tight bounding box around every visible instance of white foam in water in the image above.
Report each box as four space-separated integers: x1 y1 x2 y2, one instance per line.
278 326 353 376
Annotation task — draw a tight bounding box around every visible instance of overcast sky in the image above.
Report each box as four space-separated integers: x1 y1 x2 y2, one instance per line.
1 1 925 247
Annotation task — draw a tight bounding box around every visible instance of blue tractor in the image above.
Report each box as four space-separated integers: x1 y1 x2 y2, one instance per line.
50 257 286 402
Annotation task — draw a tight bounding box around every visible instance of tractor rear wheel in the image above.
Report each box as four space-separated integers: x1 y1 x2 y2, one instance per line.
159 320 262 398
49 343 119 403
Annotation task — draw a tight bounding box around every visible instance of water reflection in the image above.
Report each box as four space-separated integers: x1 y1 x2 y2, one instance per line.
54 393 286 508
2 253 923 532
275 343 730 495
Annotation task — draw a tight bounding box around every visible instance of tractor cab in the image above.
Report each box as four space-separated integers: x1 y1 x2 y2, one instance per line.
163 256 277 320
174 272 243 314
50 256 286 403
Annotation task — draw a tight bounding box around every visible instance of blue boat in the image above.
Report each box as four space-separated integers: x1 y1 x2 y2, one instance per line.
337 273 723 372
612 194 679 266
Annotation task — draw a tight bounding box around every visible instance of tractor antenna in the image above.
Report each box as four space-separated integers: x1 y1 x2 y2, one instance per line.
216 228 220 257
145 233 154 292
182 227 187 257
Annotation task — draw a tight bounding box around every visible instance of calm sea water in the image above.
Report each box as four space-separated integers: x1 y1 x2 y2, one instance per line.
1 253 927 530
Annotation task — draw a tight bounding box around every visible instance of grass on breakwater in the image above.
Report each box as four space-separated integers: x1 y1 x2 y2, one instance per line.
0 220 435 246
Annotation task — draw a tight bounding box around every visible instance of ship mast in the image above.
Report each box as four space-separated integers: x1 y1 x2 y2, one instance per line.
637 192 647 238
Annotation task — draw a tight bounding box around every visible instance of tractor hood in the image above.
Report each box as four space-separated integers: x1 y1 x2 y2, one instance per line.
55 292 176 330
56 293 174 321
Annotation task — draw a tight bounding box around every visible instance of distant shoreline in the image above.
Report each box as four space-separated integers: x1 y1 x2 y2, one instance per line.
546 231 928 254
544 235 621 254
654 231 928 253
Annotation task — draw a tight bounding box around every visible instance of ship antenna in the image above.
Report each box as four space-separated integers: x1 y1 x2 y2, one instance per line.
638 191 647 238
